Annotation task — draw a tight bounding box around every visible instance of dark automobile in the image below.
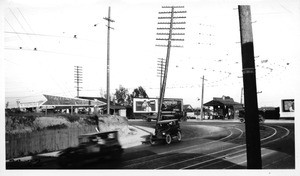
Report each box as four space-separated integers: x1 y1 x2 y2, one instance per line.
57 131 123 168
149 119 182 145
238 109 265 123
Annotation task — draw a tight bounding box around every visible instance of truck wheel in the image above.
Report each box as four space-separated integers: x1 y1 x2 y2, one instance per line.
165 134 172 144
177 131 182 142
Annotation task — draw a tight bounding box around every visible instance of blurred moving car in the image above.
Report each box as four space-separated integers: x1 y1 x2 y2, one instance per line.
57 131 123 168
149 119 182 145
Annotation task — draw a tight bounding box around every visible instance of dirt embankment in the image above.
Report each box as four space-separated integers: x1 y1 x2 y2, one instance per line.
98 115 132 137
5 112 132 136
5 114 96 134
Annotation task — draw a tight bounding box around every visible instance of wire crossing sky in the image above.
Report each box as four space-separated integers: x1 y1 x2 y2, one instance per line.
2 0 300 108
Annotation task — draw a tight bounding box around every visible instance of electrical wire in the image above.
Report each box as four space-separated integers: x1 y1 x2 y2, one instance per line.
4 18 23 42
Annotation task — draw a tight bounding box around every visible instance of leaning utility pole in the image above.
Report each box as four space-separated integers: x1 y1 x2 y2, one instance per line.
157 58 165 96
200 75 207 120
74 66 83 97
156 6 186 122
104 6 114 115
238 5 262 169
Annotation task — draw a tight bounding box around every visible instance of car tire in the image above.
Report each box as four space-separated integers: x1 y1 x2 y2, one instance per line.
165 134 172 144
177 131 182 142
259 115 265 123
147 118 151 122
240 118 245 123
149 135 155 145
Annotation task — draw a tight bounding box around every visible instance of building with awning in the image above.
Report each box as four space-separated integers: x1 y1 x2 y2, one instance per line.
15 100 45 112
42 94 106 107
204 96 243 119
78 96 127 116
41 94 106 114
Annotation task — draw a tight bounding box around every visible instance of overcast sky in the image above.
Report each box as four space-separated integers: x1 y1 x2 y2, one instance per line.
2 0 300 108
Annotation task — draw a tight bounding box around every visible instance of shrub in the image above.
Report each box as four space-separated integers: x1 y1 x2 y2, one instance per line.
83 115 98 125
46 124 68 130
61 114 80 123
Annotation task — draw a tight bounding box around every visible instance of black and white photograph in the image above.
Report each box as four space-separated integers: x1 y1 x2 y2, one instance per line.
1 0 299 175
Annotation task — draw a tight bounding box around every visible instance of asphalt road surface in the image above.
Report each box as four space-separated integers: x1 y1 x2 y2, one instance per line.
6 120 295 169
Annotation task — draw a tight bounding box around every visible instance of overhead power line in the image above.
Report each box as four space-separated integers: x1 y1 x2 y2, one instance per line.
4 18 23 42
5 31 78 39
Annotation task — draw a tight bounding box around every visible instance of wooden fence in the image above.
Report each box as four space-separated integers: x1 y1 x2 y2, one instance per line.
6 126 97 159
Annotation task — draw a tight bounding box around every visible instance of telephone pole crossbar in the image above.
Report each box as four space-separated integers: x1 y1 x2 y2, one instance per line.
157 33 185 35
155 44 183 47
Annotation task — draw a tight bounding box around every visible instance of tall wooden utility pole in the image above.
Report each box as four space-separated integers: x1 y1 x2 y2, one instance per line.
240 87 244 104
104 7 114 115
200 75 207 120
238 5 262 169
157 58 165 96
156 6 186 122
74 66 83 98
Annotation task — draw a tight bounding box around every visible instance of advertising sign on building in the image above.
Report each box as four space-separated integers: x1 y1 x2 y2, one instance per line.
282 99 294 112
133 98 158 113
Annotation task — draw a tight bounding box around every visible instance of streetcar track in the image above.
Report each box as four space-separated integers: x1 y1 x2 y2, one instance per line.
122 124 289 169
154 127 244 169
180 124 290 169
123 127 242 168
204 147 274 169
225 149 278 169
181 147 250 169
262 155 292 169
157 124 284 169
122 125 233 164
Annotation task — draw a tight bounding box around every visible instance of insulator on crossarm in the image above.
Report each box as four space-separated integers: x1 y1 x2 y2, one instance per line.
157 33 170 35
155 44 168 47
156 38 169 40
172 33 185 35
172 27 185 30
162 6 184 8
173 16 186 18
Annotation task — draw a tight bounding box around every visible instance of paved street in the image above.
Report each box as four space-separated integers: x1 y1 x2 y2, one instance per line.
6 119 295 169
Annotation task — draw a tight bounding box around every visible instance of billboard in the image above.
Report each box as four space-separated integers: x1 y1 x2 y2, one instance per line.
133 98 158 113
282 99 294 112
